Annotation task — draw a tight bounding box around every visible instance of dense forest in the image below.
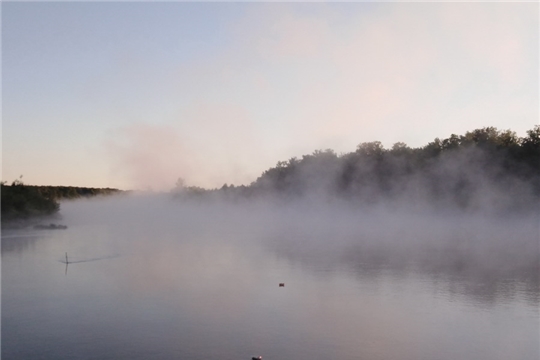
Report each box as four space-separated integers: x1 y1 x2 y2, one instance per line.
178 126 540 212
1 178 123 221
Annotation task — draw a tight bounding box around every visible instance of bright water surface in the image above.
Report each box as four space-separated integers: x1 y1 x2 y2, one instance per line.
2 197 539 360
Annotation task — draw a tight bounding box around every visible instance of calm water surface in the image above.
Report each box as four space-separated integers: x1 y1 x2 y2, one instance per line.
2 198 539 360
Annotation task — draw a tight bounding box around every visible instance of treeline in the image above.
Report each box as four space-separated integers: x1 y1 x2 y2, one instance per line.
178 126 540 211
25 185 122 200
1 180 123 221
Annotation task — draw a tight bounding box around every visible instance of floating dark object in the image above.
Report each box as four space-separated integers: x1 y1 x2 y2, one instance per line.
279 283 285 287
252 357 262 360
34 223 68 230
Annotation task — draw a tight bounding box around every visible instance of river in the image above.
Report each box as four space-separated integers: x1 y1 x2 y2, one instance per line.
2 196 538 360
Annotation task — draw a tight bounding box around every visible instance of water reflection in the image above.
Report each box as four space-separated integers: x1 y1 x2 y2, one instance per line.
1 232 43 253
2 199 539 360
263 210 539 308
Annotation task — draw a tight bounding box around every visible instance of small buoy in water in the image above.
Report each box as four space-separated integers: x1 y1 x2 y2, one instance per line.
252 357 262 360
279 283 285 287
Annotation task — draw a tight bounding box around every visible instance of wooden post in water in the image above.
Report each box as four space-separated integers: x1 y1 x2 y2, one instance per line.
65 252 68 264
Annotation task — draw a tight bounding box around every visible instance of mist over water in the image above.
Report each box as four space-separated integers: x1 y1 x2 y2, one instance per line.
2 194 539 360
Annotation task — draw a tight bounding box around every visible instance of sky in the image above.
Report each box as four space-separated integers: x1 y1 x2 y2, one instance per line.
2 2 538 190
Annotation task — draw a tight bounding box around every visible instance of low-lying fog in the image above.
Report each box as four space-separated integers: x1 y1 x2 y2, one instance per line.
58 194 539 303
3 194 538 360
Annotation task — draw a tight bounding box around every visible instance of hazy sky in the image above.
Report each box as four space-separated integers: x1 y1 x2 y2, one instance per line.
2 2 538 190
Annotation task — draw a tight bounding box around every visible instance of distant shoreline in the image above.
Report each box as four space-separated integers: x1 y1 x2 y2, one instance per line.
1 183 125 224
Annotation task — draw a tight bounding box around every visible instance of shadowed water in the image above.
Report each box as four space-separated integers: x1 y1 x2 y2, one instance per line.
2 196 539 360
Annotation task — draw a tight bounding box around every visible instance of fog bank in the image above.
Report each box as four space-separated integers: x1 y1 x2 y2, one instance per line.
55 193 539 307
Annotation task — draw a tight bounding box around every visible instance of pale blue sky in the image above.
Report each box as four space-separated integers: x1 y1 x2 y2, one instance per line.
2 2 538 190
